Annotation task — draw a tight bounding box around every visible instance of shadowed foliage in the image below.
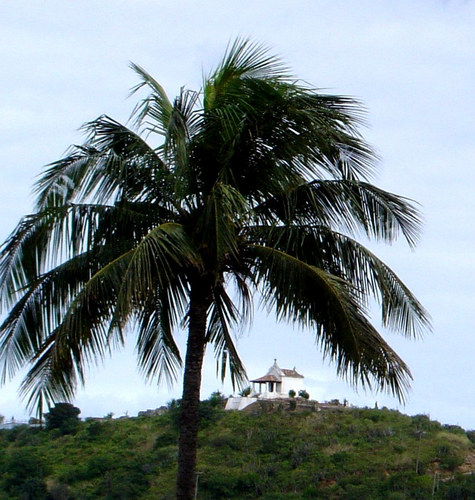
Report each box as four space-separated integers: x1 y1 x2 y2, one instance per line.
0 39 429 498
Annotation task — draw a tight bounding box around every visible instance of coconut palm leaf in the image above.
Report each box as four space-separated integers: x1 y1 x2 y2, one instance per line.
135 286 183 386
251 244 412 400
249 224 429 338
206 280 248 389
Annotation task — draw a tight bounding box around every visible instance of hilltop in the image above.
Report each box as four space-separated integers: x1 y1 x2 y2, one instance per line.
1 396 475 499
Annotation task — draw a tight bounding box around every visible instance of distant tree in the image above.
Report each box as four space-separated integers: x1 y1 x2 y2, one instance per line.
44 403 80 434
288 390 296 398
0 414 4 425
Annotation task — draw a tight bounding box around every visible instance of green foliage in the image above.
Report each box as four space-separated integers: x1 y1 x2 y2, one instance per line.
45 403 81 435
440 474 475 499
434 433 469 471
0 402 474 498
241 386 252 397
166 393 226 432
288 390 296 398
0 448 49 499
298 389 310 400
207 391 227 409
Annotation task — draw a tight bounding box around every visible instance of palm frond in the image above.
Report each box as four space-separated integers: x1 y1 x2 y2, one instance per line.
19 342 79 416
251 244 412 401
207 281 247 389
16 249 135 414
249 224 429 338
204 39 289 110
35 117 171 210
115 222 199 323
129 63 174 136
135 288 183 386
197 183 248 265
253 179 422 247
0 250 95 383
0 202 156 312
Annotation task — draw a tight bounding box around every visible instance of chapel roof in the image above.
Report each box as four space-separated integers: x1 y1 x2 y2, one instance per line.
250 359 304 383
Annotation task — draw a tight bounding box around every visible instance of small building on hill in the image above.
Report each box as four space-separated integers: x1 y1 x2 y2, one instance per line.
225 360 305 411
250 359 304 399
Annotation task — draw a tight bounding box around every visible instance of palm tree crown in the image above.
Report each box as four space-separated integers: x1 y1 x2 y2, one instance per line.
0 39 429 498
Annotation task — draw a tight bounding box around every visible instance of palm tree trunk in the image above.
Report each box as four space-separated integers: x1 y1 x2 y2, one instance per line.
176 281 209 500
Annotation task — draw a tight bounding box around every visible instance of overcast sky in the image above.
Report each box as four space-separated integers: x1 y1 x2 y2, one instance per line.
1 0 475 428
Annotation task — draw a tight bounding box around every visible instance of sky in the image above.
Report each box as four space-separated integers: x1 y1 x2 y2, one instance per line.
1 0 475 427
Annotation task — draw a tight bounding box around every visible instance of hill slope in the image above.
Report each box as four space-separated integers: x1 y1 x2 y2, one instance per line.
1 398 475 499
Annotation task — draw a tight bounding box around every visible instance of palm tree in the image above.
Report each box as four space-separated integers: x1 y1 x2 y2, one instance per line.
0 39 429 499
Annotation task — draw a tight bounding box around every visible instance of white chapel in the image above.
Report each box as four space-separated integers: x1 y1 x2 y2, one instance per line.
225 360 305 411
249 359 304 399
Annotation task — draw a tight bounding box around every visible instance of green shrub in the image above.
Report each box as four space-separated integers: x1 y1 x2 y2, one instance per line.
240 386 252 397
154 431 177 448
298 390 310 400
19 477 48 500
383 471 432 497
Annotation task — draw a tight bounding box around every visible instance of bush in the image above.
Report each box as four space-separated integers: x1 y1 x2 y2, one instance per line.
20 477 48 500
207 391 227 408
298 390 310 400
382 471 432 497
84 419 111 440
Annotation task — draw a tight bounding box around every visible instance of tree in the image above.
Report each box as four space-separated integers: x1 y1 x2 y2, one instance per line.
44 402 81 434
0 39 430 499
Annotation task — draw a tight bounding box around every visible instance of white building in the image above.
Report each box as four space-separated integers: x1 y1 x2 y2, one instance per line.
250 359 304 399
225 360 305 411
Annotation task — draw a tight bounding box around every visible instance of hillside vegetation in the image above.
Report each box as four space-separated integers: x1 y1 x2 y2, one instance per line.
1 396 475 499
